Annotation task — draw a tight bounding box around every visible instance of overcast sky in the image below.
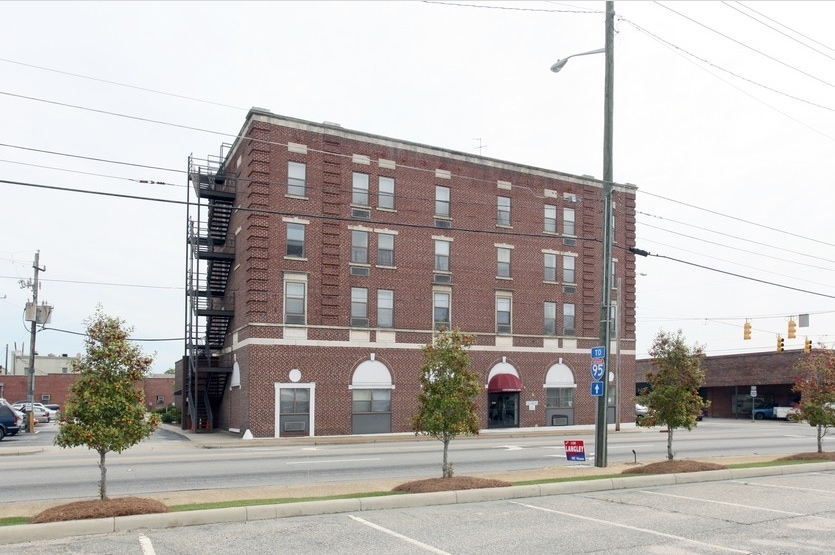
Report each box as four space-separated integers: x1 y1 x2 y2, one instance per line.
2 1 833 374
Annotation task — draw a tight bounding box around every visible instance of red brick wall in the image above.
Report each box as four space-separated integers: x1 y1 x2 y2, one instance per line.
0 374 174 411
209 112 638 436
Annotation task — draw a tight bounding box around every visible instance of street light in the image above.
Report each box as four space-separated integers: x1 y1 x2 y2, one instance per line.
550 1 615 468
549 48 605 73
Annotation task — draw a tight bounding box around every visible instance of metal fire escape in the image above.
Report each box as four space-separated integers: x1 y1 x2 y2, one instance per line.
185 146 235 432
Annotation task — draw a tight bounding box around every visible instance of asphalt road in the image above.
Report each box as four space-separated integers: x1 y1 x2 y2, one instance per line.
0 418 824 505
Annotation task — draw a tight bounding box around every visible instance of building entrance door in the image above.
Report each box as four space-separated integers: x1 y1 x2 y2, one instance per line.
488 392 519 428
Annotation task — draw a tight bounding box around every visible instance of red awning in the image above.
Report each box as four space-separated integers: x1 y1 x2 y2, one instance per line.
488 373 523 392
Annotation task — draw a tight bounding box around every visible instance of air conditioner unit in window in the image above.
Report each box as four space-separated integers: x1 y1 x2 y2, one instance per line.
350 266 370 276
435 218 451 229
433 273 452 284
563 285 576 294
562 237 577 246
284 421 306 432
351 208 371 219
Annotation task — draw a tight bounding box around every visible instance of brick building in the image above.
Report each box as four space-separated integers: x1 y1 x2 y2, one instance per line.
635 350 809 418
182 109 638 438
0 374 174 413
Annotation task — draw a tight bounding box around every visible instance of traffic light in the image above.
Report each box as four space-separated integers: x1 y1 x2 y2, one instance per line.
805 338 813 353
743 321 751 340
776 335 785 352
788 319 797 339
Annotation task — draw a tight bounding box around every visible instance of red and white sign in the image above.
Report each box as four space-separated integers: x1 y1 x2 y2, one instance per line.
564 440 586 462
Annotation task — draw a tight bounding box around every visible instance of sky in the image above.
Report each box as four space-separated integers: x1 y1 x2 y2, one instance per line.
1 1 834 374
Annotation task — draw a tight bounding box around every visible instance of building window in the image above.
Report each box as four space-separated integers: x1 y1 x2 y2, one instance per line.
377 233 395 267
563 207 575 236
434 240 450 272
544 253 557 282
496 295 512 335
563 255 575 283
433 291 451 330
353 172 370 206
352 389 391 413
377 289 394 328
544 302 557 335
280 388 310 414
156 395 165 404
612 258 617 287
379 176 395 210
497 247 511 278
435 186 450 218
284 280 306 325
286 223 305 258
563 303 575 336
544 205 557 233
497 197 511 226
546 388 574 408
351 230 369 264
351 287 369 327
288 161 306 197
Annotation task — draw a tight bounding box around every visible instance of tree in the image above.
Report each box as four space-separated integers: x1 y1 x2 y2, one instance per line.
55 307 161 499
411 328 481 478
636 329 709 460
791 350 835 453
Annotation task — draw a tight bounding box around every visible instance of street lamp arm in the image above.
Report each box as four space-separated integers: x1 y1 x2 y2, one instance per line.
550 47 605 73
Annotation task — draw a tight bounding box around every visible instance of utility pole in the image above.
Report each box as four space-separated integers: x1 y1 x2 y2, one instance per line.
24 251 46 433
594 0 616 469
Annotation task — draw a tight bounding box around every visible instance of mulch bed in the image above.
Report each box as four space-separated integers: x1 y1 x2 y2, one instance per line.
30 497 169 524
393 476 511 493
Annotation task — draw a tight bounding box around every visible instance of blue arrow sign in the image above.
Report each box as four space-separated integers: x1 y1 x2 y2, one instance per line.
591 362 605 381
590 381 603 396
591 346 606 359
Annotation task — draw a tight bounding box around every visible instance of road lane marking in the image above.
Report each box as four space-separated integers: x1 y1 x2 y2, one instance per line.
348 515 453 554
640 491 804 515
511 501 749 554
138 535 156 555
496 445 524 450
285 458 381 465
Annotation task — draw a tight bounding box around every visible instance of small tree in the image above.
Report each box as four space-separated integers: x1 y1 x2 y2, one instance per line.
636 329 709 460
55 307 160 499
791 350 835 453
411 328 481 478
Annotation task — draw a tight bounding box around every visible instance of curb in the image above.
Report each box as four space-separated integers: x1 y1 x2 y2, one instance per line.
2 461 833 546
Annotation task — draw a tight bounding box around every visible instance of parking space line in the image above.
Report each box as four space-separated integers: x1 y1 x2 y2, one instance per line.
511 501 749 554
640 491 803 515
348 515 453 554
733 480 835 493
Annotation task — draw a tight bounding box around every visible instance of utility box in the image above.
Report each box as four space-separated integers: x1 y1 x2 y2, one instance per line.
24 303 53 324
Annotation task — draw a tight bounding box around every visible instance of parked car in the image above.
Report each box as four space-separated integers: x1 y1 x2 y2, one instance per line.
0 399 26 428
0 404 22 440
635 403 648 419
43 403 61 420
12 402 50 423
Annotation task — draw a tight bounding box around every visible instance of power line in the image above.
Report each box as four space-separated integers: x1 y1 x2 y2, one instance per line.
636 212 835 267
731 1 835 55
0 57 248 112
639 189 835 248
637 249 835 299
653 1 835 91
721 1 835 63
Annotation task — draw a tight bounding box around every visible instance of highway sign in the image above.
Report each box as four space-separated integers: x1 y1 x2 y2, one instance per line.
591 361 605 381
590 381 603 396
591 346 606 359
750 386 757 398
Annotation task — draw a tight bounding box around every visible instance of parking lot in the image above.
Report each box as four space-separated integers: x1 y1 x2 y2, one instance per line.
3 465 835 554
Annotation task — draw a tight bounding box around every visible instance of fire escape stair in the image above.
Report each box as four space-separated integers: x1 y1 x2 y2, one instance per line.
187 164 236 432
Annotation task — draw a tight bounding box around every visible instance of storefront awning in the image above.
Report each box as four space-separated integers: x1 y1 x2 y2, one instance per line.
488 373 523 392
